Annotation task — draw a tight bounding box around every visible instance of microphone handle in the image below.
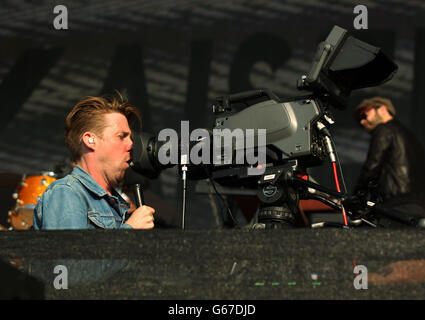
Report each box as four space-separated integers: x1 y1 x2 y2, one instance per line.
133 183 144 208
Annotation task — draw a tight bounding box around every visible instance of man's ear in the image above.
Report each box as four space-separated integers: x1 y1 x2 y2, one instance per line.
82 132 96 149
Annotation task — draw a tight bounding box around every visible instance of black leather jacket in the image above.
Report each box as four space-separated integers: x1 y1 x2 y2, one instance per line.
355 119 425 208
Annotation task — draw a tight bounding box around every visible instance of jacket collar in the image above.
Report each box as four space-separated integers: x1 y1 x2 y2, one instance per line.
371 118 396 134
71 165 108 197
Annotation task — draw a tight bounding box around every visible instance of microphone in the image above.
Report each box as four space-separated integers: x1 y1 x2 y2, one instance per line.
133 183 144 207
125 163 146 208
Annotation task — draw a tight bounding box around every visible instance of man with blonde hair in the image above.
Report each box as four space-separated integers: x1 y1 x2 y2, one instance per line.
34 94 155 229
353 96 425 224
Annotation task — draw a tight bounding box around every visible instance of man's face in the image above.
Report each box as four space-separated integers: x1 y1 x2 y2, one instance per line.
96 112 133 187
359 107 384 133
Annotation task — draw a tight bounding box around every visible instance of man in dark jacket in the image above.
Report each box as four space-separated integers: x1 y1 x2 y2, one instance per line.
353 97 425 225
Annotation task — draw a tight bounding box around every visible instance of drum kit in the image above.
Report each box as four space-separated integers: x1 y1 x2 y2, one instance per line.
1 172 57 230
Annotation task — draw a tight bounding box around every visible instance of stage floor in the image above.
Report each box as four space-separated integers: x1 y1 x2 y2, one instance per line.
1 228 424 299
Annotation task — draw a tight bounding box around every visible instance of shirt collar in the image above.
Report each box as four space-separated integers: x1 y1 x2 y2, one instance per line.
71 165 108 197
71 166 130 210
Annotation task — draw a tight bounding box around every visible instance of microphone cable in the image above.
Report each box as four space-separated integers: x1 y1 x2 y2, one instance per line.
203 166 241 228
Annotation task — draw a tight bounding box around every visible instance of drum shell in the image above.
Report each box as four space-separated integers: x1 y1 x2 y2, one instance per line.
9 174 56 230
16 175 56 207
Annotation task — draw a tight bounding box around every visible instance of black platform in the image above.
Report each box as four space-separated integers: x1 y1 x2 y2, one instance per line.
0 228 424 300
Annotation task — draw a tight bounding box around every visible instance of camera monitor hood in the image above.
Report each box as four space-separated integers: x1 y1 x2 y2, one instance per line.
301 26 398 109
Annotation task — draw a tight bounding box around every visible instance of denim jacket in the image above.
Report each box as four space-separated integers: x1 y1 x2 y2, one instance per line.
33 166 133 230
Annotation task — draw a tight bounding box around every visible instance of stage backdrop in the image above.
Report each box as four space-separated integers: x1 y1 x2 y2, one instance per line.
1 1 425 228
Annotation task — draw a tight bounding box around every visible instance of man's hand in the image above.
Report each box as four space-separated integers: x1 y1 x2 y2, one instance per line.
126 205 155 229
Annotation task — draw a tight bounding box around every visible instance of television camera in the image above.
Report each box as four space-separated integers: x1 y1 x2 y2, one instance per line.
128 25 402 229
